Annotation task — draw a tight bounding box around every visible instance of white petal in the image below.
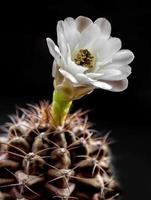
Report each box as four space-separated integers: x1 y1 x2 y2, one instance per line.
77 23 101 49
52 60 57 77
59 69 78 84
76 73 95 84
103 79 128 92
87 73 104 79
76 16 92 32
96 37 121 64
66 56 87 75
92 38 106 53
57 27 68 57
46 38 61 60
64 17 75 27
92 81 112 90
92 60 107 73
99 65 131 81
112 49 134 65
100 68 122 79
57 18 80 52
94 18 111 39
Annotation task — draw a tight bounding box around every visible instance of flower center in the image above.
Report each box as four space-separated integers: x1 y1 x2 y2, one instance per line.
74 49 95 69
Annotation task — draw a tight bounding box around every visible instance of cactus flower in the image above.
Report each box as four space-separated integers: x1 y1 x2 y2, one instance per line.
47 16 134 95
47 16 134 126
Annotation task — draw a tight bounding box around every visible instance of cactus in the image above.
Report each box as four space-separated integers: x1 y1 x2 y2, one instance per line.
0 102 119 200
0 16 134 200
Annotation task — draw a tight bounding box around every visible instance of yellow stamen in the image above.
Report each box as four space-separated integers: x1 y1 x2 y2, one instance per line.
74 49 95 69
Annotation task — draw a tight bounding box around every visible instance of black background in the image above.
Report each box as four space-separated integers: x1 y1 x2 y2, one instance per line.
0 1 151 199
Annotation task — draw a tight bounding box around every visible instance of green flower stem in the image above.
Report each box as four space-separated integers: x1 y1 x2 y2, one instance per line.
51 90 72 127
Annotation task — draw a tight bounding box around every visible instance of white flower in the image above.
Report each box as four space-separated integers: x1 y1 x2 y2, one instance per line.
47 16 134 93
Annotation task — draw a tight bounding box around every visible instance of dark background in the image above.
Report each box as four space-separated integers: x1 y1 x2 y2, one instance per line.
0 1 151 199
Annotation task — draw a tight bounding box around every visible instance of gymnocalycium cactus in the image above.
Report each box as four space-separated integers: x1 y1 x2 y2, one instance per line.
0 16 134 200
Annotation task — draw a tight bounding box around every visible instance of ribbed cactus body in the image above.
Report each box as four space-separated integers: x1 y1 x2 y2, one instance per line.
0 102 119 200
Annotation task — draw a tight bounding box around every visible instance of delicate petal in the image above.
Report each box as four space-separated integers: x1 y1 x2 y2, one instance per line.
94 18 111 39
92 60 106 73
87 73 104 79
97 65 131 81
77 23 101 49
76 73 95 84
91 38 106 54
96 62 128 71
59 69 78 84
46 38 61 60
76 16 92 32
64 18 79 51
66 56 87 75
92 81 112 90
103 79 128 92
64 17 75 27
103 63 131 71
102 68 128 80
57 28 68 57
112 49 134 65
52 60 57 77
96 37 122 63
57 18 80 52
92 79 128 91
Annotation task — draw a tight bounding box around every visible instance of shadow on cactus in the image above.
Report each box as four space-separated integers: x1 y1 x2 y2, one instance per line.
0 16 134 200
